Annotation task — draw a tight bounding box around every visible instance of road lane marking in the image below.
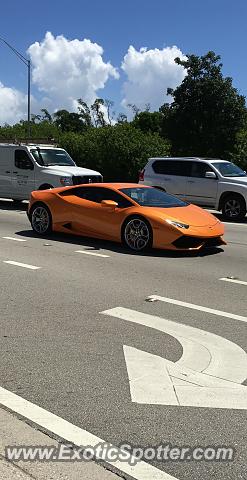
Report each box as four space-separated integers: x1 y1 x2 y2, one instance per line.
75 250 110 258
220 277 247 286
2 237 27 242
3 261 40 270
145 295 247 324
223 222 247 226
0 386 178 480
102 307 247 409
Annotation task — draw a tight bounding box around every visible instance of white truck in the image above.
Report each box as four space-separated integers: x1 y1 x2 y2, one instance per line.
0 142 102 202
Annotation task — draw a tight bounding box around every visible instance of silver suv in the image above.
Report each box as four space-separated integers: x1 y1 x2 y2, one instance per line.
139 157 247 221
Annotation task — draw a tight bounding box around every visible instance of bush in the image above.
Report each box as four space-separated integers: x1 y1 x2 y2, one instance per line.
59 123 170 181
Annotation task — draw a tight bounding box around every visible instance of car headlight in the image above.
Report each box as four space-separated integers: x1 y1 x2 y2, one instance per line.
60 176 73 186
166 219 190 229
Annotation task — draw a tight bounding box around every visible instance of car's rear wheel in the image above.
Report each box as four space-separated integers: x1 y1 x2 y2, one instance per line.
30 203 52 235
222 194 246 221
122 217 153 252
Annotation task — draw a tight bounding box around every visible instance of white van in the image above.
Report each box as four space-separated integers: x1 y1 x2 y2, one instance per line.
139 157 247 221
0 143 102 201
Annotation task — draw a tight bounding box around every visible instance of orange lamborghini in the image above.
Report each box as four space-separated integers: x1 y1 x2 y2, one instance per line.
28 183 226 252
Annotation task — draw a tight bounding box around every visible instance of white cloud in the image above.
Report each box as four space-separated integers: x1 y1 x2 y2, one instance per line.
0 82 27 125
0 38 187 126
28 32 119 112
121 45 187 112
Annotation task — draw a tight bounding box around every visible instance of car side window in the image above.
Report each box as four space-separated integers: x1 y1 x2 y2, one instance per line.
72 187 133 208
15 150 34 170
190 162 214 178
152 160 191 176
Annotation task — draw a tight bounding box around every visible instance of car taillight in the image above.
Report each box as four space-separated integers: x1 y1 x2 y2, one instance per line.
139 169 145 181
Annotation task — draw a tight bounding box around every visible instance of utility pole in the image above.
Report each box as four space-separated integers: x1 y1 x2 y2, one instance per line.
0 37 31 137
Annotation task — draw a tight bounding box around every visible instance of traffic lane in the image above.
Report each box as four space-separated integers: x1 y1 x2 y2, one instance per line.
0 237 246 347
0 271 246 480
0 218 247 318
0 241 246 323
0 200 246 249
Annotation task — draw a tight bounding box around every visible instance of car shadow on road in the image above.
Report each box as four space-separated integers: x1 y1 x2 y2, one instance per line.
0 200 28 212
15 229 224 258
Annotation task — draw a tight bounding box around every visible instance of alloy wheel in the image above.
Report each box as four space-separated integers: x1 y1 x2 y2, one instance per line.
224 199 241 218
32 206 50 234
124 218 150 251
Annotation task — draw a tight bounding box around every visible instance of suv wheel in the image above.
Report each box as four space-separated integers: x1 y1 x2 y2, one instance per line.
222 194 246 221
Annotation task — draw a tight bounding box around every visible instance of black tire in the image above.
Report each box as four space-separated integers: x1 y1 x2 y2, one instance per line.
122 216 153 252
39 184 53 190
30 203 52 235
221 194 246 221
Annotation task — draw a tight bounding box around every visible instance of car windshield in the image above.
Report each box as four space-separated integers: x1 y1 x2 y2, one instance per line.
31 148 75 167
213 162 246 177
120 187 187 208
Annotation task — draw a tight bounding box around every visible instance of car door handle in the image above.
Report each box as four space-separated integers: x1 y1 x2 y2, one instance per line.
188 180 195 183
13 171 18 174
5 171 11 174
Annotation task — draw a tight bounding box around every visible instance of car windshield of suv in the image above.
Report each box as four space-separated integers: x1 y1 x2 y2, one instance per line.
31 148 75 167
213 162 246 177
120 187 187 208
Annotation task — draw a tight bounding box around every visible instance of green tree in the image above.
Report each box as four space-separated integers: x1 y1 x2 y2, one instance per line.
132 111 164 135
78 98 115 127
77 99 93 127
90 98 106 127
40 109 52 123
230 128 247 170
0 119 59 140
53 109 87 133
163 51 247 157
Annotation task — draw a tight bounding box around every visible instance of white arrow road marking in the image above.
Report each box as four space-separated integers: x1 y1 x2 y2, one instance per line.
146 295 247 324
0 386 178 480
102 307 247 409
220 277 247 286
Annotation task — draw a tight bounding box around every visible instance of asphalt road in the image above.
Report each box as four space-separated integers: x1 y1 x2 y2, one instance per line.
0 200 246 480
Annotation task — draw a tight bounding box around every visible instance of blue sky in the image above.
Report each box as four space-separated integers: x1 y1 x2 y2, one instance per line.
0 0 246 124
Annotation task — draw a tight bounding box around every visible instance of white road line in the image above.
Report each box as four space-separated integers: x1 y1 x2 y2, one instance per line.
146 295 247 324
223 222 247 226
2 236 26 242
220 277 247 286
75 250 110 258
0 386 178 480
3 261 40 270
103 307 247 409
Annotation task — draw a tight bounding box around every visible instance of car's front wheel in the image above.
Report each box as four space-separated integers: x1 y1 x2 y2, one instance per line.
222 194 246 221
122 217 153 252
30 203 52 235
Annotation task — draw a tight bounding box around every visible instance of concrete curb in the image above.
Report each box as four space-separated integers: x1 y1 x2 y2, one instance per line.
0 407 120 479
